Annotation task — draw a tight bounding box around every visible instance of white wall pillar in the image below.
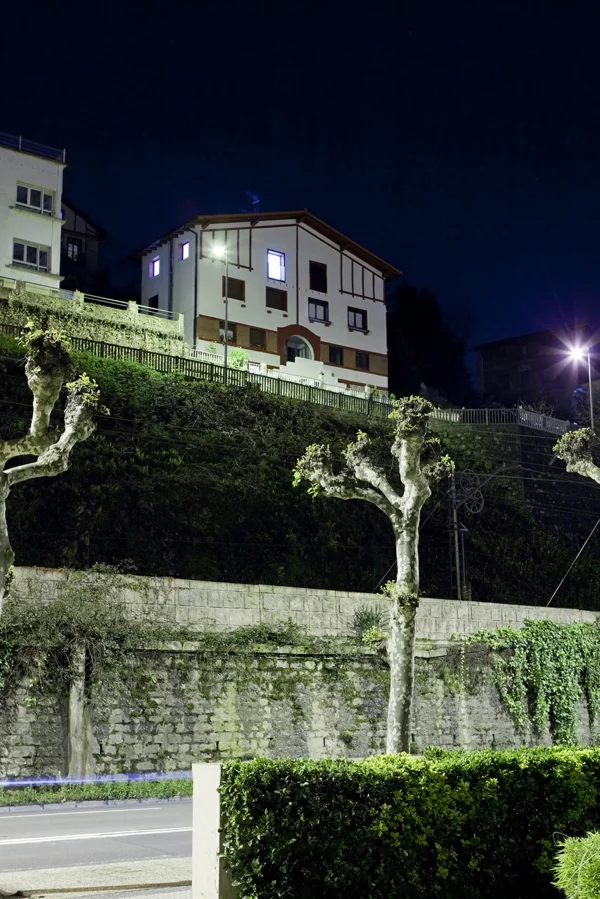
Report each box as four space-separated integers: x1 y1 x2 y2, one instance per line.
192 763 237 899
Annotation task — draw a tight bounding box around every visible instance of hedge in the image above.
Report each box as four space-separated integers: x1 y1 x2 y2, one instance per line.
220 748 600 899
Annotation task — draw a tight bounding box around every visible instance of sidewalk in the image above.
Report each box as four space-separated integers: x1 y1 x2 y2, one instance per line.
28 889 191 898
0 858 191 896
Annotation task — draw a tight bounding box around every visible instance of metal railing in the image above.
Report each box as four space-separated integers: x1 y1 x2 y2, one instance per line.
0 131 65 163
0 322 573 431
1 279 182 328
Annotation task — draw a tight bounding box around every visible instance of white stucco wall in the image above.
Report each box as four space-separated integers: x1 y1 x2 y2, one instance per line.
0 147 64 287
141 217 390 388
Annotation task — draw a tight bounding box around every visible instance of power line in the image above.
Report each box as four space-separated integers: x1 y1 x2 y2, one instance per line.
547 517 600 606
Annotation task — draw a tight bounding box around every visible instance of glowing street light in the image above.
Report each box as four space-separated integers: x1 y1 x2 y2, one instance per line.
568 345 594 431
213 244 229 380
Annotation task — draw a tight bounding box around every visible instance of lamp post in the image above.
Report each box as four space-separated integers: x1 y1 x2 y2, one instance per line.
569 346 594 431
213 244 229 382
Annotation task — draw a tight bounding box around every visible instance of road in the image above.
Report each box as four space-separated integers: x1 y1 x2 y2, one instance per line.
0 798 192 872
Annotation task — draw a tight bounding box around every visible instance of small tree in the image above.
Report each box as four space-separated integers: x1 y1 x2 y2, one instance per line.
293 396 453 753
0 325 105 613
554 429 600 485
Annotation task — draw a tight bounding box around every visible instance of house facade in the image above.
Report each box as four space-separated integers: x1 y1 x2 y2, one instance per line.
60 199 107 294
0 132 65 290
139 211 401 392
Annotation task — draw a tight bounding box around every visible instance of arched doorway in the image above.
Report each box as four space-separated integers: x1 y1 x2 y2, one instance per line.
285 335 313 362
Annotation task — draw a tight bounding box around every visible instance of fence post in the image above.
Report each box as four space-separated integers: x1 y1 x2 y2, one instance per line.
192 763 237 899
485 408 489 425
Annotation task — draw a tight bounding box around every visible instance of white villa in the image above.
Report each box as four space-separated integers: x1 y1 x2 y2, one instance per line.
139 210 401 393
0 132 66 290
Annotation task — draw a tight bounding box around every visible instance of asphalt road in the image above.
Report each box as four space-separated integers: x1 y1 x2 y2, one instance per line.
0 799 192 872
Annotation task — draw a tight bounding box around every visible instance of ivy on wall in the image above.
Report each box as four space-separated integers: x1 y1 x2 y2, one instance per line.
460 620 600 745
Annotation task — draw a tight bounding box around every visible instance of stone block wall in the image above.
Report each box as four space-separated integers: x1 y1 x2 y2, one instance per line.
13 567 597 640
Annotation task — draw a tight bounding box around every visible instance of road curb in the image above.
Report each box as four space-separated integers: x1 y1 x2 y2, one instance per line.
18 882 191 896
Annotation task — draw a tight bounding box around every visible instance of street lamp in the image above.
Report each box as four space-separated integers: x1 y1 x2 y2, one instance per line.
213 244 229 381
569 345 594 431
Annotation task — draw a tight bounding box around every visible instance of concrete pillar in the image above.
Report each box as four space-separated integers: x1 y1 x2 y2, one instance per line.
67 642 87 776
73 290 85 307
192 763 237 899
127 300 139 316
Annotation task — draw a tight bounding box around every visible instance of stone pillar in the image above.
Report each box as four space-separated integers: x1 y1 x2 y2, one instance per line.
73 290 85 307
192 763 237 899
67 642 87 776
127 301 139 316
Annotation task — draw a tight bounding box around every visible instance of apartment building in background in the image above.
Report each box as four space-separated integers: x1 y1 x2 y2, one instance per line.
0 131 66 289
476 325 592 417
139 210 401 392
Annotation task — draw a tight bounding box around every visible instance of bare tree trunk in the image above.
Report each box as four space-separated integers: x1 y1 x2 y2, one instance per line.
386 523 420 754
0 478 14 615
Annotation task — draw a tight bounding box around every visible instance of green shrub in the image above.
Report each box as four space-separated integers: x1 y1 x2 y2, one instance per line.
351 604 386 637
220 748 600 899
555 832 600 899
0 778 192 806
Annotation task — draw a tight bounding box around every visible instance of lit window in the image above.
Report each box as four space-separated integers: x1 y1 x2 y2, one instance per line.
13 240 49 271
308 299 329 322
267 250 285 281
180 241 190 261
16 184 53 215
149 256 160 277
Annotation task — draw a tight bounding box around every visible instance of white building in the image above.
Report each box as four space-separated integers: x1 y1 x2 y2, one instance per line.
0 132 66 290
139 211 401 393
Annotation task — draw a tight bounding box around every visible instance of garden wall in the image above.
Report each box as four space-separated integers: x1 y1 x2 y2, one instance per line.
0 568 597 777
13 567 596 640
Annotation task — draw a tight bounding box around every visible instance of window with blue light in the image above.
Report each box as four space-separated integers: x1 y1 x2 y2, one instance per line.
267 250 285 281
179 241 190 261
149 256 160 277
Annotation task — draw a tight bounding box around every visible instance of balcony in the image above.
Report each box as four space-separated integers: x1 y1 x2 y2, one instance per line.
0 131 66 163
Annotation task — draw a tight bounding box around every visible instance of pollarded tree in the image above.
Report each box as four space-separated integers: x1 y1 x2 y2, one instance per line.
293 396 453 753
0 324 105 613
554 429 600 485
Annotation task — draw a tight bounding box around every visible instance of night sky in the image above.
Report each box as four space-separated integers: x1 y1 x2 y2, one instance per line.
3 0 600 349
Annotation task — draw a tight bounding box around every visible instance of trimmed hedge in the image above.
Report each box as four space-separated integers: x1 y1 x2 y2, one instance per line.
220 748 600 899
0 778 193 806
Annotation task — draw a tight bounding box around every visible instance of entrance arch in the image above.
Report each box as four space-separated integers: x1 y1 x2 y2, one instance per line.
277 324 321 366
284 335 313 362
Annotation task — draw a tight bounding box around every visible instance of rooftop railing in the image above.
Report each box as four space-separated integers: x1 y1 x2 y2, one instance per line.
0 131 65 163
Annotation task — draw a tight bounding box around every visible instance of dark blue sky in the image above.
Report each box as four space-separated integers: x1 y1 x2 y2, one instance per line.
3 0 600 348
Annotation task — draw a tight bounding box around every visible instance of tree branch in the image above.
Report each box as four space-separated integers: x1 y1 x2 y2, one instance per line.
293 443 394 517
6 389 97 489
343 432 402 510
554 429 600 486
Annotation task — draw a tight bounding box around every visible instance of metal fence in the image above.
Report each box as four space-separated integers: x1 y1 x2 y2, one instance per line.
0 322 571 432
0 131 65 163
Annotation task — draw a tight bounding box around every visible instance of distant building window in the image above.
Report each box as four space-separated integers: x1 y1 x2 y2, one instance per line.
309 261 327 293
179 241 190 261
149 256 160 277
267 250 286 281
250 328 266 349
148 294 159 310
348 307 367 331
13 240 49 271
219 321 236 343
266 287 287 311
16 184 53 215
329 345 343 365
67 237 83 262
356 352 369 370
222 276 245 302
309 299 329 322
